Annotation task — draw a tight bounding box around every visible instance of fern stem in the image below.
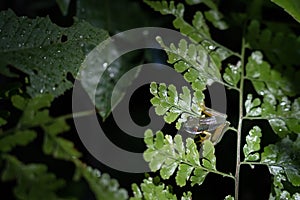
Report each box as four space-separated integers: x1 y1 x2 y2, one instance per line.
235 37 246 200
215 80 240 91
171 157 235 180
227 126 238 133
240 161 267 166
60 110 95 120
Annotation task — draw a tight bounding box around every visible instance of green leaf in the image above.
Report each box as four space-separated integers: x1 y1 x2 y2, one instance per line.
271 0 300 23
175 164 194 187
10 94 82 161
56 0 71 16
185 0 217 9
131 184 143 199
243 126 262 162
144 0 184 17
246 21 300 93
245 50 299 97
201 140 216 170
0 117 7 126
43 135 81 160
160 160 179 180
224 195 234 200
0 10 108 97
186 138 200 166
156 37 226 89
77 166 128 200
261 96 300 137
146 0 232 59
190 168 208 186
150 82 202 129
130 177 177 200
245 51 300 137
143 130 227 188
1 155 71 200
79 40 141 120
181 191 192 200
223 62 241 87
204 10 228 30
76 0 148 120
79 0 153 33
0 130 36 152
11 94 53 127
244 94 261 117
261 136 300 188
11 95 28 110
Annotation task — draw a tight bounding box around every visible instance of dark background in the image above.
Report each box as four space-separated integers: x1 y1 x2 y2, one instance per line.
0 0 298 199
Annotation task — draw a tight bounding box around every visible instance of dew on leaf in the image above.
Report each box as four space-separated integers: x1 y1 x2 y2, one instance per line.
103 62 108 68
208 45 215 50
79 35 83 39
251 51 263 64
109 73 115 78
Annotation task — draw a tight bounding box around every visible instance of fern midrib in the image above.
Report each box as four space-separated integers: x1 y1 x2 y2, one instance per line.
156 148 235 180
235 37 246 200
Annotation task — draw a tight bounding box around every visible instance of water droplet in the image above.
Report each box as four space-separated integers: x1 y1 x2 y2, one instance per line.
80 43 84 47
259 91 265 95
40 89 44 93
278 128 282 132
94 170 101 177
109 73 115 78
103 62 108 68
28 56 32 59
79 35 83 39
251 52 263 64
208 45 215 50
39 46 42 49
43 56 47 59
57 50 61 53
18 43 22 47
52 87 56 91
